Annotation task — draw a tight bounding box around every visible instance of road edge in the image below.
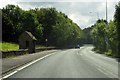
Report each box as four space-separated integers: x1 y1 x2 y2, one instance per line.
2 51 57 79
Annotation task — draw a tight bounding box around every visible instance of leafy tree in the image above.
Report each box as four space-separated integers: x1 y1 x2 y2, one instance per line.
107 20 117 56
2 5 83 48
20 11 37 34
82 27 93 44
91 19 107 52
35 8 58 44
114 1 120 56
48 12 82 47
2 11 14 42
2 5 23 42
2 5 43 43
91 19 118 57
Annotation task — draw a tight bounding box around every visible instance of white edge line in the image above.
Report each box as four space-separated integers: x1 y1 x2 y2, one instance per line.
1 52 56 79
82 57 118 78
96 65 118 78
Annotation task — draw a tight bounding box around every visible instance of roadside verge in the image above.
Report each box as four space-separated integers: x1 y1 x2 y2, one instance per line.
2 50 60 75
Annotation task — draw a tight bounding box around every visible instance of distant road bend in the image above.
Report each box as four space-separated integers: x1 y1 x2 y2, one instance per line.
3 45 118 78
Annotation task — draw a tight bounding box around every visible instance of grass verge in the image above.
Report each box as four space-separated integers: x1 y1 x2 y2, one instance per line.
0 42 19 51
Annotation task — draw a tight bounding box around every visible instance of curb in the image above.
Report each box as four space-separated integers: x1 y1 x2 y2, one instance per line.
2 50 58 75
2 60 33 75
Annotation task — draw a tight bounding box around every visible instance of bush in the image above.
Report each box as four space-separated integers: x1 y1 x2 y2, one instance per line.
95 49 104 54
104 49 112 56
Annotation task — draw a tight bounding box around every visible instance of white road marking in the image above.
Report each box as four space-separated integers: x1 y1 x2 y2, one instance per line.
97 68 111 78
81 56 118 78
1 52 57 79
96 65 118 78
2 71 17 79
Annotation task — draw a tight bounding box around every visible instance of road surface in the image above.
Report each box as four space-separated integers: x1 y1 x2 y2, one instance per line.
3 45 118 79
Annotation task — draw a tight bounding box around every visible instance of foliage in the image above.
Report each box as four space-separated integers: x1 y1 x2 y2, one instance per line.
2 5 83 48
92 19 107 52
114 1 120 57
0 42 19 51
104 49 112 56
49 12 83 47
79 2 119 58
82 27 93 44
91 19 117 57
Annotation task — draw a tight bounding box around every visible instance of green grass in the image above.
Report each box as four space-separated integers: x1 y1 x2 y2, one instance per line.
36 45 47 48
0 42 54 51
0 42 19 51
95 49 113 56
95 49 104 54
104 49 112 56
36 45 54 48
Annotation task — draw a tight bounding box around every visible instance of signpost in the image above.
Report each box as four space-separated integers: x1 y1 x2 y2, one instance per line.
45 39 48 47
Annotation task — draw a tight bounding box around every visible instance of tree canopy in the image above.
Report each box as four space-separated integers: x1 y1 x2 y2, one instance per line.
2 4 83 48
114 2 120 56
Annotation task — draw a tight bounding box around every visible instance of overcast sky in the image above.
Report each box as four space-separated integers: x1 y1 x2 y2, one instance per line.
0 0 119 29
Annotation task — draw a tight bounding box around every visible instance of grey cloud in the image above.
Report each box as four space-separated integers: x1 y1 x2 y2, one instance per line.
17 2 118 29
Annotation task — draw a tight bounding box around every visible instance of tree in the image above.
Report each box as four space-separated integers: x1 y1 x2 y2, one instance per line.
2 5 24 42
49 12 82 47
91 19 107 52
82 27 93 44
114 1 120 57
35 8 58 44
2 5 83 48
91 18 118 57
107 20 117 56
21 11 37 34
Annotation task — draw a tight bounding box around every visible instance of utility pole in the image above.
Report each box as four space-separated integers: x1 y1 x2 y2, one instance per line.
45 38 48 47
106 0 108 23
105 0 109 51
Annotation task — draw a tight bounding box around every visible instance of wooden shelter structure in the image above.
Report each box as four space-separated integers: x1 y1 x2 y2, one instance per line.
19 31 37 53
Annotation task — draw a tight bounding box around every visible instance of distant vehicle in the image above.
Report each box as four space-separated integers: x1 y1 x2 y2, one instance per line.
75 44 80 48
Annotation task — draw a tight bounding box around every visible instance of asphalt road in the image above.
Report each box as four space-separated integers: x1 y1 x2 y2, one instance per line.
4 45 118 78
